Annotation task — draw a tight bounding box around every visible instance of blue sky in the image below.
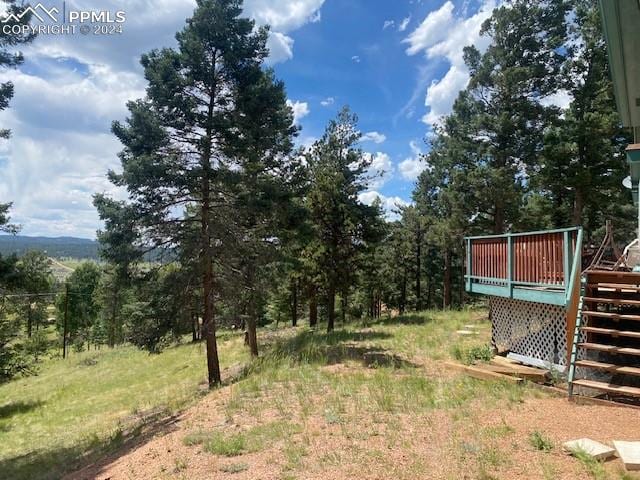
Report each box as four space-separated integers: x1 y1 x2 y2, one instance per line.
0 0 496 238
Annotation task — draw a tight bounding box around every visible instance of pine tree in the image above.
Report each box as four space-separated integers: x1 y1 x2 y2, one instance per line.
537 0 633 238
304 108 384 332
96 0 295 384
451 0 568 233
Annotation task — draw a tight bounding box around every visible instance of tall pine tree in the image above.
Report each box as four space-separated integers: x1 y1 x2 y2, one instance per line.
96 0 295 385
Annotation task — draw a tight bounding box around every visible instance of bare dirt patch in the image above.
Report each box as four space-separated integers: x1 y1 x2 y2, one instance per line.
65 373 640 480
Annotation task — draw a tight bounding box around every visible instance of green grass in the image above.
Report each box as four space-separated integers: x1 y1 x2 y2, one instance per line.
220 462 249 474
529 431 554 452
572 448 607 480
452 343 493 365
1 308 540 480
0 333 248 480
184 420 303 457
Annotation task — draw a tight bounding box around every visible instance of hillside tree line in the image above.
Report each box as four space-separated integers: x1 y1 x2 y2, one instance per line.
0 0 635 386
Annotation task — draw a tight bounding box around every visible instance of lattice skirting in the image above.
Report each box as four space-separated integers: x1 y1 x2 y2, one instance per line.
490 297 569 367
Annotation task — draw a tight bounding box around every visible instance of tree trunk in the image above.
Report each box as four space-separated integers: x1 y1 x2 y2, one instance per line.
62 284 69 359
493 202 505 234
109 283 120 347
246 259 259 358
443 247 452 308
309 285 318 328
416 229 422 311
201 175 221 386
327 284 336 333
572 189 584 226
341 294 346 325
247 316 258 357
27 304 32 338
369 292 375 319
459 253 464 307
400 268 407 314
191 312 198 342
291 279 298 327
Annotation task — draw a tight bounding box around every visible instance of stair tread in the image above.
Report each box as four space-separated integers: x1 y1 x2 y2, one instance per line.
574 360 640 376
580 326 640 339
583 297 640 306
582 311 640 321
590 283 640 293
578 343 640 356
571 379 640 397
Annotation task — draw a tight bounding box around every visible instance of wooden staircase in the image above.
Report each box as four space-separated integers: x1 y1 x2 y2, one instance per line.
568 271 640 400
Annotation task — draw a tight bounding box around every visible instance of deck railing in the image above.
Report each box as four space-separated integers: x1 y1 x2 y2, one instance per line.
465 227 583 306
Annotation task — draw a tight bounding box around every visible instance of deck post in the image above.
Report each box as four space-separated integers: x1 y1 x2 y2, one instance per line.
562 231 571 291
507 234 513 297
466 238 471 291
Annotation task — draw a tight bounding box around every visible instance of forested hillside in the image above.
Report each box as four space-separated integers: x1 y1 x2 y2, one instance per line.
0 235 99 259
1 0 633 388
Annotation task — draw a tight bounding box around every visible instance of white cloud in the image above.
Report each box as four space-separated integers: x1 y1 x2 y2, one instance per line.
404 2 455 56
351 55 361 63
398 140 428 181
383 20 395 30
540 89 572 110
364 152 393 189
244 0 324 32
361 131 387 144
244 0 325 64
286 100 310 125
0 64 145 134
359 191 411 221
0 0 326 237
398 15 411 32
399 158 426 181
320 96 335 107
404 0 496 126
266 32 295 64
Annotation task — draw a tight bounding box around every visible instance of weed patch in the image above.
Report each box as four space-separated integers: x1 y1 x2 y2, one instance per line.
452 343 493 365
529 431 553 452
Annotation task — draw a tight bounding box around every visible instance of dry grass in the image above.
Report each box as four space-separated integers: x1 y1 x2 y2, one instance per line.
6 308 640 480
0 333 249 480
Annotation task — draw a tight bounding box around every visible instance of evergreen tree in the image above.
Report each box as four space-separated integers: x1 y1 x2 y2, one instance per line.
15 251 53 337
55 262 102 350
96 0 295 384
0 0 35 140
448 0 568 234
304 108 384 332
0 202 19 234
538 0 633 238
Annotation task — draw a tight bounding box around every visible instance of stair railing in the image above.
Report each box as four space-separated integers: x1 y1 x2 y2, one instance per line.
567 276 586 398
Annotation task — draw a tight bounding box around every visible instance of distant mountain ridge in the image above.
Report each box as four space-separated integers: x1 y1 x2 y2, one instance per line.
0 235 99 259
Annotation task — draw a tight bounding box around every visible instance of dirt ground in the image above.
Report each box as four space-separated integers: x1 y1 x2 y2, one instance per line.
66 364 640 480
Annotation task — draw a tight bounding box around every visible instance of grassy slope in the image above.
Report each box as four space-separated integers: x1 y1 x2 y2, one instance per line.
6 309 617 480
0 333 249 480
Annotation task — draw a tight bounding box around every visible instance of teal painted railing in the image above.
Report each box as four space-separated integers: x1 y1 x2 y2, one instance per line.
465 227 583 307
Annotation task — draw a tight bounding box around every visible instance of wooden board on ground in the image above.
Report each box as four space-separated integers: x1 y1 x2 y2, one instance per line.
563 438 616 460
613 441 640 471
456 330 478 336
507 352 566 373
484 362 549 382
443 361 523 384
490 356 550 380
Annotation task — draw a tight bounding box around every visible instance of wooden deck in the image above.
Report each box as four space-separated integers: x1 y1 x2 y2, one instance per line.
465 227 582 306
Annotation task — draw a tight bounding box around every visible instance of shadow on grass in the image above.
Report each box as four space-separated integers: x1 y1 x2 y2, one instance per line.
0 410 181 480
254 328 419 370
0 400 45 420
374 313 435 326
